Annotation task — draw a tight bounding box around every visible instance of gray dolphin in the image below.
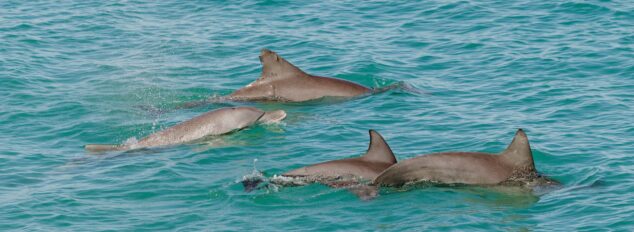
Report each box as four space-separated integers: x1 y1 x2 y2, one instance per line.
282 130 397 181
85 107 286 152
242 130 396 200
228 49 371 102
373 129 558 188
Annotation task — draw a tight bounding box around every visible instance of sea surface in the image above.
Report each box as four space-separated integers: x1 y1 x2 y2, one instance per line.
1 0 633 231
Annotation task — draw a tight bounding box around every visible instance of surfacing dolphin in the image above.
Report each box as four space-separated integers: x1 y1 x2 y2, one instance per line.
85 107 286 152
228 49 372 102
242 130 396 199
282 130 397 181
373 129 558 188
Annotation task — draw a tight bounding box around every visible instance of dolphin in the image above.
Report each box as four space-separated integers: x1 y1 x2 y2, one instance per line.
242 130 396 200
373 129 558 188
85 107 286 152
282 130 397 181
227 49 371 102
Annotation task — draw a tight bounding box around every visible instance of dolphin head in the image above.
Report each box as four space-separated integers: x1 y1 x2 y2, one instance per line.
257 109 287 124
226 107 269 127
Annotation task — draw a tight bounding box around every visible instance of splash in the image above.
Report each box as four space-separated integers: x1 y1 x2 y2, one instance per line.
239 159 321 192
123 137 139 149
240 159 270 192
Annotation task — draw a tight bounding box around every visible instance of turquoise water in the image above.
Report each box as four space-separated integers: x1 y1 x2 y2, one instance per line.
1 0 633 230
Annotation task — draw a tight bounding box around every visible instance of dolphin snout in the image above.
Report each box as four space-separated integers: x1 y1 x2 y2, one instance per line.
258 110 287 124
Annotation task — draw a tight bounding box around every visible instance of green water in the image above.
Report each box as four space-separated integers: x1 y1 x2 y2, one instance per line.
1 0 633 230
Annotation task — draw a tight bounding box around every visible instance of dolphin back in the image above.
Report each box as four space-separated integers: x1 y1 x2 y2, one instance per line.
84 107 284 152
229 49 370 102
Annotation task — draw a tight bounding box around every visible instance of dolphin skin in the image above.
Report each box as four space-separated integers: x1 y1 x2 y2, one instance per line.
373 129 558 188
85 107 286 152
228 49 371 102
282 130 397 182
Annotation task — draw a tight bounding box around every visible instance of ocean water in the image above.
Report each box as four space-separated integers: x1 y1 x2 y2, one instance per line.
1 0 633 230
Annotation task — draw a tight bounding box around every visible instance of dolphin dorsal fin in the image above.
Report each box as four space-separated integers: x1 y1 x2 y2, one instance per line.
258 49 308 81
360 130 397 164
500 129 536 171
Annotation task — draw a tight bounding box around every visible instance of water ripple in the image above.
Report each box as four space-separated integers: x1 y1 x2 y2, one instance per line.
1 0 633 230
